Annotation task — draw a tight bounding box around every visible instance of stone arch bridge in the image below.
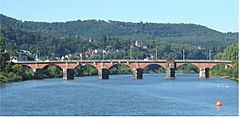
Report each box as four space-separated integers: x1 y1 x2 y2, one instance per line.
14 60 232 80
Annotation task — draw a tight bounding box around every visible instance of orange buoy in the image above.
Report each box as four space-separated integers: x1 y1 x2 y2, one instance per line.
216 98 222 106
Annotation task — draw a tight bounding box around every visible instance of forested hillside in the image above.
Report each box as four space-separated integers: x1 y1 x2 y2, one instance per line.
0 14 238 60
0 25 94 57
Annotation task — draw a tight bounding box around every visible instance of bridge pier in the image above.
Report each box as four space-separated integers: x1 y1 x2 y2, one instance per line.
165 68 175 80
63 69 74 80
165 60 175 80
34 68 44 79
199 67 209 78
98 68 109 80
132 68 143 79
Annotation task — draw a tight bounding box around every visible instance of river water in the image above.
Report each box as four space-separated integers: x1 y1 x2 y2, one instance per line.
0 73 238 116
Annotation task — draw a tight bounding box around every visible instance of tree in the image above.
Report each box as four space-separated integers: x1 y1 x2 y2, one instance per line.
0 37 10 72
212 43 238 79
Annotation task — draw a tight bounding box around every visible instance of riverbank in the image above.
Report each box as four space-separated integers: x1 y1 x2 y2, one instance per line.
228 77 238 82
210 75 238 83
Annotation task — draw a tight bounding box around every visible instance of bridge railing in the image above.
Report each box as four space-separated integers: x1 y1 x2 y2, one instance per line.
12 59 232 64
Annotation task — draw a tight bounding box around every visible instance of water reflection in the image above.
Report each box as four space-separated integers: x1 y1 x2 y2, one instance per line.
216 105 221 112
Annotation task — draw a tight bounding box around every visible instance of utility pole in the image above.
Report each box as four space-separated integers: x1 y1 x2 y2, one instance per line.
155 49 158 60
182 49 185 60
130 39 133 60
155 39 158 60
36 50 40 61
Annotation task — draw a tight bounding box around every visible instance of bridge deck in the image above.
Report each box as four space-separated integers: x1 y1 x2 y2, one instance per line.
14 59 231 64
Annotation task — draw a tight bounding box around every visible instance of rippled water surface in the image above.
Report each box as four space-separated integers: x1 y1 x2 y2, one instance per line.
0 74 238 116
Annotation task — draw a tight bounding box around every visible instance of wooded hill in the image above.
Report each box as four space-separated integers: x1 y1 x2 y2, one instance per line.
0 14 238 60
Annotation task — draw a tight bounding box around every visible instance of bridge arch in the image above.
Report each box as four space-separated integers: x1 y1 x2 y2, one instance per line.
176 64 199 73
42 64 63 78
176 63 200 69
108 63 132 69
18 64 34 80
140 63 166 70
143 64 166 73
108 63 132 75
42 64 63 70
74 64 98 77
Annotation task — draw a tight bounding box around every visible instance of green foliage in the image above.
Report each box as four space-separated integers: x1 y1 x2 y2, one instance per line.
0 72 22 83
215 43 238 60
42 65 63 78
0 72 7 83
0 37 10 71
210 64 232 77
177 64 199 73
211 43 238 79
232 60 238 78
0 14 238 60
74 65 98 76
0 36 6 53
23 69 34 80
109 64 132 75
143 64 165 73
0 37 34 83
0 64 34 83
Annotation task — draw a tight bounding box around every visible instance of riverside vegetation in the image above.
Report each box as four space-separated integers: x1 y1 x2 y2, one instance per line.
0 14 238 83
210 44 238 81
0 37 34 83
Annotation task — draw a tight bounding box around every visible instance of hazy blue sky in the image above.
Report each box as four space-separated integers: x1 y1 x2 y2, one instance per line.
0 0 238 32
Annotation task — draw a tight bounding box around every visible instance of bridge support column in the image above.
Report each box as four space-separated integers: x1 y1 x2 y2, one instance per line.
165 68 175 80
34 68 43 79
132 68 143 79
63 69 74 80
165 60 175 80
98 68 109 80
199 68 209 78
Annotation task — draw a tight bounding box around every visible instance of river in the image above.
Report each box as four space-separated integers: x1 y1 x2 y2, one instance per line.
0 73 238 116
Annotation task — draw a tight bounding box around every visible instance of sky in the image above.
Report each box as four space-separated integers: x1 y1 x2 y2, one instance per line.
0 0 238 32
